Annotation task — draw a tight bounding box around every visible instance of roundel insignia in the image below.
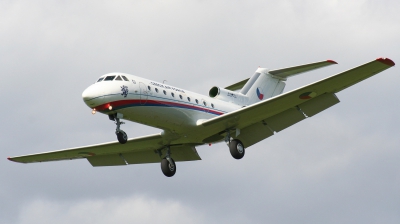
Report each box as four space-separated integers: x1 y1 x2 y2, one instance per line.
78 152 96 156
299 92 317 99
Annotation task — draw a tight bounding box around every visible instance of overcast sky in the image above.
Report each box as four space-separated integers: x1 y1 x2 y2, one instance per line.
1 0 399 223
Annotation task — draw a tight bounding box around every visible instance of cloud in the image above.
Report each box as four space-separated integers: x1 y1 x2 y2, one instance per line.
1 0 399 224
17 195 207 224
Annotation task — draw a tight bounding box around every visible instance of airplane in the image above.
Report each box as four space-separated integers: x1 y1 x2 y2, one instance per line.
8 57 395 177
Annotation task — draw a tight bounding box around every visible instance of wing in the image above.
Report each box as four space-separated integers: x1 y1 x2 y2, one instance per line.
8 133 201 166
199 58 395 147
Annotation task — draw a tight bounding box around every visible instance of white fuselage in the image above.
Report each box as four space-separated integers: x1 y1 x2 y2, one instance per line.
82 73 242 143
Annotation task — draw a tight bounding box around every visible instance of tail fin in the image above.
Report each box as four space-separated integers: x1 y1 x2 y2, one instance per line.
242 60 337 105
244 68 286 104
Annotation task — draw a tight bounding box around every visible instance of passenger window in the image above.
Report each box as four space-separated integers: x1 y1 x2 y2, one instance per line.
187 97 191 102
148 86 151 91
171 92 175 97
211 103 214 108
155 88 158 93
122 76 129 81
179 95 182 99
163 90 167 95
115 76 123 81
97 78 104 82
195 99 199 104
104 76 116 81
203 101 207 106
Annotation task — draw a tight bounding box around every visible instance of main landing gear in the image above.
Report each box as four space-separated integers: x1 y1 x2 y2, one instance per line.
160 147 176 177
110 113 128 144
225 130 245 159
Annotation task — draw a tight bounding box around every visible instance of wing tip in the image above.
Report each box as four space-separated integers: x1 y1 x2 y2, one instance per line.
376 57 395 66
7 157 15 162
326 59 338 64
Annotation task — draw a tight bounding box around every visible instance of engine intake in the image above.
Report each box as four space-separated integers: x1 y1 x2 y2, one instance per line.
209 86 247 105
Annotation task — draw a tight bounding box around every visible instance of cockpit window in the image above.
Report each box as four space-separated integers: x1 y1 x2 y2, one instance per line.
97 77 104 82
115 76 123 81
122 76 129 81
104 76 116 81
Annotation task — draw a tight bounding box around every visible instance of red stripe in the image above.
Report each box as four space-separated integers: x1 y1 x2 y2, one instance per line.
326 59 338 64
95 99 224 115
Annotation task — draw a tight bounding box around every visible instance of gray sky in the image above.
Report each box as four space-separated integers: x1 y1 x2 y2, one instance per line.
1 0 399 223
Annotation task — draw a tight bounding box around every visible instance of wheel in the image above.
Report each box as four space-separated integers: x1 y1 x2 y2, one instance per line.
229 139 245 159
116 130 128 144
161 158 176 177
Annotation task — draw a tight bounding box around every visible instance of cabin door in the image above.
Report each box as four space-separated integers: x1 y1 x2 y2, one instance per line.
139 82 148 105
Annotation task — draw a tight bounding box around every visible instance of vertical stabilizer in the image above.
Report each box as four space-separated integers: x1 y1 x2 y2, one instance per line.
245 68 286 105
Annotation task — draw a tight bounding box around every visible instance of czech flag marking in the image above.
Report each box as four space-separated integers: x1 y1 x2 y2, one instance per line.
299 92 317 99
256 88 264 100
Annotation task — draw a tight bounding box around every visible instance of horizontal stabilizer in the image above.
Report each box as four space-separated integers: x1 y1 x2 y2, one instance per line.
269 60 337 79
225 78 249 91
224 60 337 91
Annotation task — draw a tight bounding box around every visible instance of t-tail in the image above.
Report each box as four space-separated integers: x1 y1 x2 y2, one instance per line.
209 60 338 106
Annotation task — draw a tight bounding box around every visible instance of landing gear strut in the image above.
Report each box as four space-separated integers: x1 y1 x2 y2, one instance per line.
160 147 176 177
110 114 128 144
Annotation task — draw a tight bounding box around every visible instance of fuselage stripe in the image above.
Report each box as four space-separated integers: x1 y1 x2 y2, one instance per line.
95 99 225 115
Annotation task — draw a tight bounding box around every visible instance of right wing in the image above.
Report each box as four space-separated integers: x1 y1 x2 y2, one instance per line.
200 58 395 146
8 133 201 166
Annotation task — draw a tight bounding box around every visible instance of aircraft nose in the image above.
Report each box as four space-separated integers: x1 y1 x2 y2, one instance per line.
82 85 104 107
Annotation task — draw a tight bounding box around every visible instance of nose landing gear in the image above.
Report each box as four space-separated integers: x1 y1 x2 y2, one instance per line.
110 113 128 144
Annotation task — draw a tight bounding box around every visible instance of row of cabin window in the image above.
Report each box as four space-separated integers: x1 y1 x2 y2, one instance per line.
97 75 129 82
147 85 215 108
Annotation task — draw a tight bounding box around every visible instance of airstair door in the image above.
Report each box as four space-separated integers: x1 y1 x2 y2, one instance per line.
139 82 148 105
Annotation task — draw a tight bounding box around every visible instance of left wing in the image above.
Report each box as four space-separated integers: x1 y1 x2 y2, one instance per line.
8 133 201 166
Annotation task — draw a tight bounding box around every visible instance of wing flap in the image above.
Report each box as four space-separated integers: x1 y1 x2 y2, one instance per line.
265 107 306 132
88 154 127 166
299 93 340 117
87 145 201 167
238 122 274 148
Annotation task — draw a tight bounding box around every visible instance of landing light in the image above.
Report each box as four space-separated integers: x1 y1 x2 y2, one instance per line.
92 108 96 115
109 105 113 110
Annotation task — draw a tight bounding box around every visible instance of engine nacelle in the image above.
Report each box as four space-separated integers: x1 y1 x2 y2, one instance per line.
209 86 248 105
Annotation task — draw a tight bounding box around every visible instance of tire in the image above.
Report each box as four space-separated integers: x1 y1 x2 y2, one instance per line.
116 131 128 144
161 158 176 177
229 139 245 159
